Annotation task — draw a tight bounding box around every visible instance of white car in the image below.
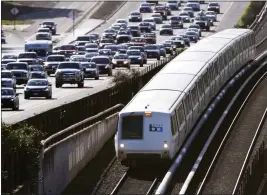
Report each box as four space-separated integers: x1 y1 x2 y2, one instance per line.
37 27 51 35
116 19 128 25
36 32 52 40
178 12 191 23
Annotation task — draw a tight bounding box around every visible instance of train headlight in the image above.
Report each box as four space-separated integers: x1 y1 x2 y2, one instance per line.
164 143 168 148
120 143 124 148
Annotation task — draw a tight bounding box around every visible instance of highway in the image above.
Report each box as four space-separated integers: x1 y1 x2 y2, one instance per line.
2 1 100 49
2 0 249 124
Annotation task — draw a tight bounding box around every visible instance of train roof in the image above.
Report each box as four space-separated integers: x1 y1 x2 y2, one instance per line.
121 28 252 114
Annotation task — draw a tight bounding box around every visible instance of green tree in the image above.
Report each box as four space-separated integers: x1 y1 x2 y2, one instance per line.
2 122 46 193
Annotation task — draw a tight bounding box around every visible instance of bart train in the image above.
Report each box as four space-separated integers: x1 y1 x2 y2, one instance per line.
115 28 256 166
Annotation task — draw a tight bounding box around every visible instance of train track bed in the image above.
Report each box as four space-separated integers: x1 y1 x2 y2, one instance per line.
111 166 166 195
188 70 267 194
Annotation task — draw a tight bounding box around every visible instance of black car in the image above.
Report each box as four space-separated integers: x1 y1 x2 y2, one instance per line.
40 21 57 35
169 16 183 29
139 6 153 13
128 46 147 64
162 43 174 55
104 45 119 56
207 2 220 14
139 22 152 33
1 88 19 111
24 79 52 99
144 33 156 44
90 56 113 76
126 50 144 67
144 44 161 60
128 25 141 37
180 34 191 47
116 35 131 44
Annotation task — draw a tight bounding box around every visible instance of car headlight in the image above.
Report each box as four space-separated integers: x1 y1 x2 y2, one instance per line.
45 87 49 91
124 61 128 64
112 59 116 64
138 57 141 60
10 98 14 101
105 64 111 68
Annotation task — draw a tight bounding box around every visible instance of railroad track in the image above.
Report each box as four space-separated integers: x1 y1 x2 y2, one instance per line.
163 61 267 194
110 166 165 195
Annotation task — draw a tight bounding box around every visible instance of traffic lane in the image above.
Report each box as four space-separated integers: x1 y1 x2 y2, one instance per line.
213 1 249 32
4 1 97 46
1 1 233 123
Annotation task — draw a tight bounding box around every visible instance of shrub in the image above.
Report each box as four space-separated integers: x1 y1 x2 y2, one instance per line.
235 1 266 28
111 69 141 85
2 123 46 193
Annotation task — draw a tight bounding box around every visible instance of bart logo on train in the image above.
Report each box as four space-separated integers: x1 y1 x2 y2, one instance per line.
149 124 163 132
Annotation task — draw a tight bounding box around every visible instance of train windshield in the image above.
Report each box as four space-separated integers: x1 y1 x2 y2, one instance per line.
121 115 143 139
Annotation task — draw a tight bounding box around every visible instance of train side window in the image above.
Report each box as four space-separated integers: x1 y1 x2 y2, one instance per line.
203 71 209 89
208 66 215 81
197 78 204 95
190 85 198 105
174 109 179 131
213 59 219 76
171 116 176 135
177 104 185 126
184 94 192 116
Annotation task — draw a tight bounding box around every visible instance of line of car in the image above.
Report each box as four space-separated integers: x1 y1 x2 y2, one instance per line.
1 0 220 111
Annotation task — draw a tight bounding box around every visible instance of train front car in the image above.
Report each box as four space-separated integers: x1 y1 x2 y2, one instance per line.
115 110 174 166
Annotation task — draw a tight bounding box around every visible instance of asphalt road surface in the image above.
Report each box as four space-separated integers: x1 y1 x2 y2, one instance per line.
2 0 249 124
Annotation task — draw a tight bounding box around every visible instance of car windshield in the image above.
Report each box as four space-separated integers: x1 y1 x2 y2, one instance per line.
118 31 127 35
58 63 79 69
38 29 50 33
184 7 192 11
104 29 115 33
154 7 164 11
179 13 188 16
129 46 144 52
85 44 98 48
47 56 65 61
144 45 158 50
168 1 178 3
186 32 196 35
209 3 219 6
139 23 149 26
99 49 111 54
101 39 113 43
60 45 76 50
30 73 46 78
91 58 109 64
131 12 140 15
143 19 154 23
172 36 183 40
18 53 37 58
30 66 44 71
171 16 181 20
114 55 128 59
76 36 92 41
42 22 54 26
207 12 215 15
1 88 14 96
71 57 87 62
117 20 126 23
1 72 12 78
2 55 17 59
6 63 27 70
27 80 48 86
190 25 199 29
85 53 98 58
131 38 145 42
163 43 171 47
104 45 118 51
161 25 171 28
83 63 96 68
127 50 141 55
128 26 139 30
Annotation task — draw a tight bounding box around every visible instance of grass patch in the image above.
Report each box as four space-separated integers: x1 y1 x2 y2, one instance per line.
2 20 25 25
235 1 266 28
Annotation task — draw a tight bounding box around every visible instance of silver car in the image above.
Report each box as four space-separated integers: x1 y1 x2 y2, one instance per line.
186 28 200 39
81 62 99 80
206 11 217 23
188 24 202 37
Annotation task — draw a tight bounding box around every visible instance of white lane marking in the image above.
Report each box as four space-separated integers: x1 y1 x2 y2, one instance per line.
206 1 234 36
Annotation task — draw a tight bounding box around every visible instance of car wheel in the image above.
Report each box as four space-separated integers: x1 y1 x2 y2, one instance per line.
140 63 143 67
95 77 99 80
12 104 19 111
46 95 52 99
108 71 112 76
78 82 84 88
55 82 61 88
157 56 160 60
24 95 29 99
127 65 131 70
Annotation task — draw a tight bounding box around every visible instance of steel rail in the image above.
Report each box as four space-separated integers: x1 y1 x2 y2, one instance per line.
232 106 267 194
196 68 267 195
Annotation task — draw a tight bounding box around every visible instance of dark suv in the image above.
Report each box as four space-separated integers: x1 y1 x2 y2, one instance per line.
55 62 85 88
90 56 113 76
